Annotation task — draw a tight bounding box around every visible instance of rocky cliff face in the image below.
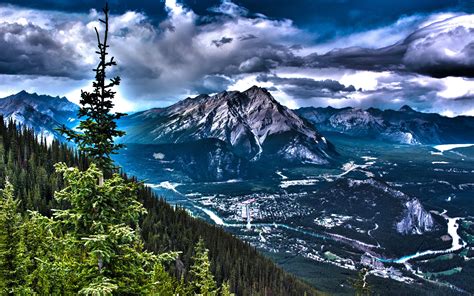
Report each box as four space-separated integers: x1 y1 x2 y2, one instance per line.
150 139 250 181
396 199 434 235
313 178 436 237
120 86 336 164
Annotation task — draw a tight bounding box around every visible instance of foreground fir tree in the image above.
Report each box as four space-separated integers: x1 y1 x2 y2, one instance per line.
52 163 179 294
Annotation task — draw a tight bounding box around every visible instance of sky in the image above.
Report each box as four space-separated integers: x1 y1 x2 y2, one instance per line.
0 0 473 116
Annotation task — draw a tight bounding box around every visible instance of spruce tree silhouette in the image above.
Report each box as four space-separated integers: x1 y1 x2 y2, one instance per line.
59 2 125 172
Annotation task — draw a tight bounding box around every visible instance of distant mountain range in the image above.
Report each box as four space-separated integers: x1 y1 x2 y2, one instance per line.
0 88 337 180
296 105 474 145
0 91 78 142
2 89 474 180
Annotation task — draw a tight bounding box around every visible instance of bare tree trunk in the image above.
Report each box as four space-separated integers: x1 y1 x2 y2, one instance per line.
98 254 103 272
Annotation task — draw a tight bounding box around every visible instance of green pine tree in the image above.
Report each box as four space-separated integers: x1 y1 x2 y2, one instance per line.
52 163 179 294
220 280 234 296
0 179 26 294
58 3 125 172
21 212 61 294
189 238 218 295
149 262 176 296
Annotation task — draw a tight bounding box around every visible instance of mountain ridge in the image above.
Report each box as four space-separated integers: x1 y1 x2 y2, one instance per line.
296 105 474 145
0 90 79 141
4 89 474 148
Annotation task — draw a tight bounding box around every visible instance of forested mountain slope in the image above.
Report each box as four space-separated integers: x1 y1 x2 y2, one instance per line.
0 117 319 296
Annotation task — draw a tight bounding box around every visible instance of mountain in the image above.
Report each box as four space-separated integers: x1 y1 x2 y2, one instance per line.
296 105 474 145
0 91 79 141
119 86 337 165
305 177 440 257
117 140 253 182
0 88 336 181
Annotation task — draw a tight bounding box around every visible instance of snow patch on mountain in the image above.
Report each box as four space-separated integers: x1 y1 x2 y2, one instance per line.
153 152 165 160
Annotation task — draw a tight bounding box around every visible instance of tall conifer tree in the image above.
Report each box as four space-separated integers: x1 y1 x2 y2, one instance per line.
0 180 25 294
189 238 218 295
59 2 125 172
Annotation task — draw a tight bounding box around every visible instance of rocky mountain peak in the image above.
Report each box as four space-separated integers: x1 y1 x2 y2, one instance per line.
297 105 474 145
4 90 77 112
120 87 337 164
243 85 271 97
399 105 415 112
15 90 31 96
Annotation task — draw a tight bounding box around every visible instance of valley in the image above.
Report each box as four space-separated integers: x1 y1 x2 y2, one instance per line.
114 134 474 295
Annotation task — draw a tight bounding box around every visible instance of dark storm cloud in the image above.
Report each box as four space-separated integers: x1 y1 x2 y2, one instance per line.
218 44 304 75
305 45 406 72
1 0 472 84
452 94 474 101
0 1 310 100
402 26 474 78
304 15 474 78
211 36 233 47
0 22 86 78
257 74 356 99
238 34 257 41
364 78 444 107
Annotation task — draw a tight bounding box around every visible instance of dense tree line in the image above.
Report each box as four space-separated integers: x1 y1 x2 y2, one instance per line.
0 122 232 294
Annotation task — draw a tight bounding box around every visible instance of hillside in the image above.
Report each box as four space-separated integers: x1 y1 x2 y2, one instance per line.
0 117 320 295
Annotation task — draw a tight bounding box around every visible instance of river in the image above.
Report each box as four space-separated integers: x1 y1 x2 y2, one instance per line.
196 203 465 265
377 211 466 264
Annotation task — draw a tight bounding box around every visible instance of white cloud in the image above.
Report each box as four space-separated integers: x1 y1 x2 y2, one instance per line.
209 0 249 17
437 77 474 99
339 71 391 91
